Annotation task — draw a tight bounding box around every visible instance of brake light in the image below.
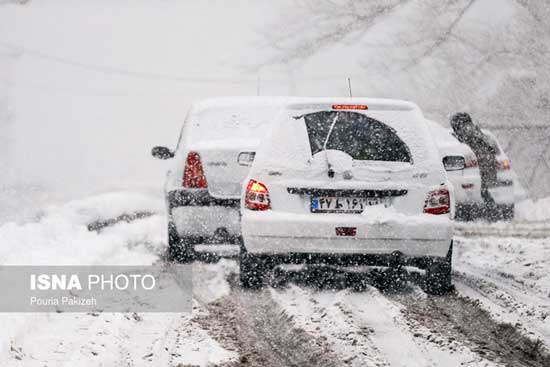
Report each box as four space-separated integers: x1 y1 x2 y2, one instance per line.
464 154 478 168
424 188 450 215
245 179 271 211
332 104 368 110
497 159 511 171
183 151 208 188
336 227 357 236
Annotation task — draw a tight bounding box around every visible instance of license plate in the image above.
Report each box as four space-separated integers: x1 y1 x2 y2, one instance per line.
310 196 386 213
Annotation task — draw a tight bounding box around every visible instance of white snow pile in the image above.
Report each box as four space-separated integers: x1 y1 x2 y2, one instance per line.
0 191 241 367
0 191 165 265
515 197 550 222
0 191 165 358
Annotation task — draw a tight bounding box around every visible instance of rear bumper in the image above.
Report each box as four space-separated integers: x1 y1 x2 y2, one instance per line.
167 189 241 238
167 189 239 208
451 176 483 205
246 251 450 269
242 210 453 258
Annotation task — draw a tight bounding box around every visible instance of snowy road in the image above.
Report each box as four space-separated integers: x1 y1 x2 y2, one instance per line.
1 192 549 366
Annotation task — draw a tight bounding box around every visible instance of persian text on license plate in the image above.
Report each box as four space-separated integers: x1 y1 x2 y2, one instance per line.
310 196 386 213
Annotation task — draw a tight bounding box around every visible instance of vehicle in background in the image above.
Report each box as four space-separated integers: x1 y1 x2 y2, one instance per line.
482 129 516 220
425 120 483 221
240 98 455 295
152 97 290 262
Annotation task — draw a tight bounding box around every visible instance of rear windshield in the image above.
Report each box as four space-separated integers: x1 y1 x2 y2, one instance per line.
301 111 412 163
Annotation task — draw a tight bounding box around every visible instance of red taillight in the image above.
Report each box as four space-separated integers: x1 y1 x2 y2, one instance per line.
245 179 271 211
183 151 208 188
424 188 450 215
497 159 511 171
335 227 357 236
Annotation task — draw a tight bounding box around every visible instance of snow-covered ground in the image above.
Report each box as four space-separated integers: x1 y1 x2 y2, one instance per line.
0 191 548 366
0 190 240 366
454 225 550 345
516 197 550 222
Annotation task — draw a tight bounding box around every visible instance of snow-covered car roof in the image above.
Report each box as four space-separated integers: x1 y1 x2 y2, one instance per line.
187 96 418 113
180 97 295 146
425 120 474 158
282 97 419 112
182 96 423 146
187 96 296 117
185 96 420 123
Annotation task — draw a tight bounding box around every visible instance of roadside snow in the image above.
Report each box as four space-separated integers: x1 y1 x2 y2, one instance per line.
3 307 237 367
0 191 164 265
0 191 239 366
516 197 550 222
454 234 550 345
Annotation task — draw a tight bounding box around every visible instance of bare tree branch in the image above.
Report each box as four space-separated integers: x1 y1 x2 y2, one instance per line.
257 0 409 68
403 0 478 70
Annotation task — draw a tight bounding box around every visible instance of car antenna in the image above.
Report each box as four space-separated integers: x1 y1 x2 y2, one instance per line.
347 77 353 98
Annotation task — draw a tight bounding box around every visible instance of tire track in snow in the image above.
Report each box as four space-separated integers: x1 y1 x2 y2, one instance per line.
271 285 500 367
270 285 391 367
392 289 550 367
453 268 550 346
195 278 343 367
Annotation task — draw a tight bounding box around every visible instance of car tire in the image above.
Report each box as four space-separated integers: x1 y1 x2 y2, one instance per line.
500 204 514 221
239 246 268 289
167 221 196 264
425 241 453 295
456 204 477 222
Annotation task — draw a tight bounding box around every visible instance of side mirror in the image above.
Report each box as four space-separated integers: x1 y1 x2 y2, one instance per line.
237 151 256 166
442 156 465 171
151 146 174 160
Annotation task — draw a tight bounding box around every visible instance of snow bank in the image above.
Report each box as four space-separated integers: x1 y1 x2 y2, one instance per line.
0 191 240 366
515 197 550 222
454 233 550 346
0 190 167 361
0 191 164 265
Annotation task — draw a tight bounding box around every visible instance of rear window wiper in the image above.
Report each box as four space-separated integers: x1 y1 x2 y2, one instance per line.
322 112 340 178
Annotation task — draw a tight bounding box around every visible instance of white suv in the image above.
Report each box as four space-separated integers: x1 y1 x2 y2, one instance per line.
482 129 516 220
240 98 455 294
152 97 290 262
425 120 484 220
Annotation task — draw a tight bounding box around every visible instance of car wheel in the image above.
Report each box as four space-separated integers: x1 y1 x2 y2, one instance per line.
456 204 477 221
500 204 515 221
239 246 268 289
167 221 196 264
425 241 453 295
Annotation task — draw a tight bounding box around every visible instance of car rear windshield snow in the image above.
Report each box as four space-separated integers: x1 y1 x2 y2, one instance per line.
301 111 412 163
